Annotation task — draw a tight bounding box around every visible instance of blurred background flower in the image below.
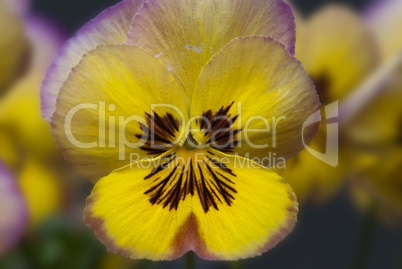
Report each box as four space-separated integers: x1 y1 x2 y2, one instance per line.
0 0 401 268
275 4 378 205
343 0 402 227
0 161 28 255
0 11 66 229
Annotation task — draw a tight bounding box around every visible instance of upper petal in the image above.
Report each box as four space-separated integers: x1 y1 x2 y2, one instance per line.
0 161 28 255
51 44 188 182
126 0 295 104
40 0 146 122
190 36 320 164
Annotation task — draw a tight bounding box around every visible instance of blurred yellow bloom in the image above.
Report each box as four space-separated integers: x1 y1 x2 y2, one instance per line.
0 0 29 93
18 158 63 227
275 5 378 205
0 16 65 227
345 55 402 225
341 0 402 225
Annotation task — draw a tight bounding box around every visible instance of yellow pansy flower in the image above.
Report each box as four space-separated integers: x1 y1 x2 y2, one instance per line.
0 0 29 93
275 5 378 205
42 0 320 260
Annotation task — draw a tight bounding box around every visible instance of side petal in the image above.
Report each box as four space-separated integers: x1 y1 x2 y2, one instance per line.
126 0 295 103
51 44 188 182
0 2 30 93
190 36 320 164
85 148 297 260
0 161 28 255
41 0 146 122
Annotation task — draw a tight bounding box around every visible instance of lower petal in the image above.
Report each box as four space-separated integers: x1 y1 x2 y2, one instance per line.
192 151 297 260
84 152 193 261
85 149 297 260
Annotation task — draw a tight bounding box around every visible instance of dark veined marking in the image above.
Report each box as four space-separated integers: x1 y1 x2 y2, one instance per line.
196 101 241 153
311 74 330 106
136 111 180 155
144 153 237 213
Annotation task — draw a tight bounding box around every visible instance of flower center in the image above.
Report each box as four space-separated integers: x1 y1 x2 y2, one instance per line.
136 102 241 212
143 149 237 213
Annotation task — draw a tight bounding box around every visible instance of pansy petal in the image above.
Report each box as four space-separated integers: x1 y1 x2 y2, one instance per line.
51 44 188 182
41 0 146 122
0 161 28 255
85 149 297 260
296 5 378 103
192 151 297 260
84 154 193 261
190 36 320 163
18 159 63 226
0 2 29 93
0 75 58 166
126 0 295 103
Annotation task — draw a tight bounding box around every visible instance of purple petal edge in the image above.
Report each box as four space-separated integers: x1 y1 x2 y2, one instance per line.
0 162 28 255
40 0 143 123
278 0 296 56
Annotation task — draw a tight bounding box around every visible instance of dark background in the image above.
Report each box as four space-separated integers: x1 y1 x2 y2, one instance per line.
30 1 400 268
31 0 376 35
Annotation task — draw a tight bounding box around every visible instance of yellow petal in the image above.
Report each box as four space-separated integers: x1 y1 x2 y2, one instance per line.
85 151 193 261
190 36 320 164
192 150 297 260
85 148 297 260
127 0 296 104
0 74 58 166
51 44 188 182
296 5 378 103
18 158 63 227
0 2 29 92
